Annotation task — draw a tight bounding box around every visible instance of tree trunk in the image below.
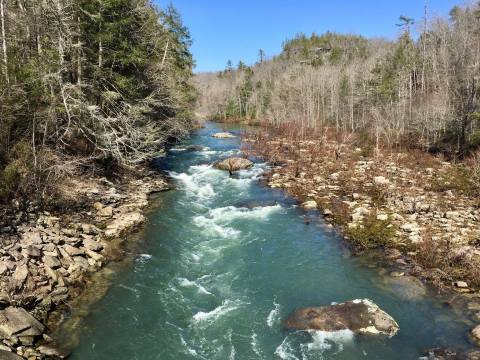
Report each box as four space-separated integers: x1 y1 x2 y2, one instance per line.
0 0 8 84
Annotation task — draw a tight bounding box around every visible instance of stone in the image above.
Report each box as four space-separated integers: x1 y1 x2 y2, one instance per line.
330 172 340 181
401 223 419 233
454 281 468 289
0 263 8 276
105 212 145 238
84 249 103 262
323 209 333 216
22 245 41 258
374 176 390 185
301 201 318 210
471 325 480 346
212 132 236 139
352 207 370 222
383 276 427 300
284 299 399 337
63 244 84 257
214 157 254 173
377 214 389 221
12 265 28 289
42 256 61 270
97 206 113 218
73 256 90 270
0 350 23 360
93 202 104 211
80 224 99 235
21 231 42 245
82 238 103 252
0 307 45 339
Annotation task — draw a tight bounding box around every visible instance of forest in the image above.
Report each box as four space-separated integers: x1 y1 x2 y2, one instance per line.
196 4 480 159
0 0 196 203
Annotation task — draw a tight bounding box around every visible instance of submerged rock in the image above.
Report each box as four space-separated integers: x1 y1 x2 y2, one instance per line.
284 299 399 337
212 132 236 139
37 344 71 359
214 157 253 173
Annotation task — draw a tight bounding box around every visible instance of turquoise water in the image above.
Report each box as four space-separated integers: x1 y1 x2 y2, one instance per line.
69 123 473 359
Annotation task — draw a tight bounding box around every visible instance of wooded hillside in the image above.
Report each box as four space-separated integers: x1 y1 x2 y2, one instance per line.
196 4 480 158
0 0 196 203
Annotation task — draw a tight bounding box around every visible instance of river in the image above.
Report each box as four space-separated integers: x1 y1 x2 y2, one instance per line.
66 122 473 359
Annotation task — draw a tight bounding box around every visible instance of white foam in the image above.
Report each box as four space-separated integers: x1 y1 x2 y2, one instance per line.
274 337 299 360
303 329 354 352
178 277 213 296
267 299 281 328
192 300 240 323
169 165 221 201
251 333 262 357
204 204 283 223
236 163 267 180
193 215 241 238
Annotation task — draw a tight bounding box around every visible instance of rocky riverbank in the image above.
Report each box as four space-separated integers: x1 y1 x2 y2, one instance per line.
244 130 480 350
0 169 169 359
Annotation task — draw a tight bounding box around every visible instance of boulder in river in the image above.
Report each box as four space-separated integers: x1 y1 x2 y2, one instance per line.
212 132 236 139
214 157 253 173
284 299 399 337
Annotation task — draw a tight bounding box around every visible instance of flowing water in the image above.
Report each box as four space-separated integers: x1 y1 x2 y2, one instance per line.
67 122 474 359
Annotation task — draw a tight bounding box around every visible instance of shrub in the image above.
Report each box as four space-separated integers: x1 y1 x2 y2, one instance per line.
429 165 478 196
346 212 396 249
0 141 33 201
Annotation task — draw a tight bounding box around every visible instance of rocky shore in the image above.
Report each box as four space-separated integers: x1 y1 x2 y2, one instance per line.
246 131 480 351
0 170 169 359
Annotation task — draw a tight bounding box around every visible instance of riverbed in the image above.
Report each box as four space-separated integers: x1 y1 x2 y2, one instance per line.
65 122 473 359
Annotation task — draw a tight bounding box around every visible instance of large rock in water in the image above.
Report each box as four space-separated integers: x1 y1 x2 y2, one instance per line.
214 157 254 173
284 299 399 337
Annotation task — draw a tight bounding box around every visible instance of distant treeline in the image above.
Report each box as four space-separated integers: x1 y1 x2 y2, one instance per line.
0 0 196 202
196 4 480 157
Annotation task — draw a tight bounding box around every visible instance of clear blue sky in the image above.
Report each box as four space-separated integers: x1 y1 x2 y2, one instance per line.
155 0 462 73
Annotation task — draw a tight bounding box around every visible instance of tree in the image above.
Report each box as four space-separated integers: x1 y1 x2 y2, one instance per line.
258 49 265 63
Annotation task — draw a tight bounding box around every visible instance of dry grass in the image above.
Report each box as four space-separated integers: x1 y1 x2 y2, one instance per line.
415 226 480 289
